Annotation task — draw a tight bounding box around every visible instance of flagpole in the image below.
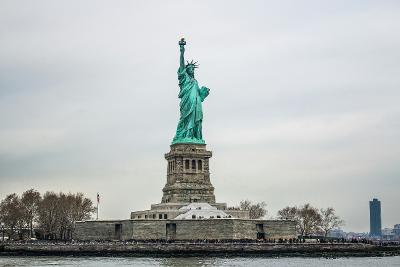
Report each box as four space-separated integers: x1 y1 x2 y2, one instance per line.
96 192 99 220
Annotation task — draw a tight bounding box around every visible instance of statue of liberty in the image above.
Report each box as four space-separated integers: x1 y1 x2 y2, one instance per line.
172 38 210 144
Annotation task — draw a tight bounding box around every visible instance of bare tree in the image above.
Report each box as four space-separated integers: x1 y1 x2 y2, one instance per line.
72 192 95 221
278 204 322 237
297 203 322 237
239 200 267 219
57 192 71 240
56 192 94 240
239 200 251 210
69 193 95 239
277 206 301 235
20 189 41 238
37 191 60 239
37 191 95 240
277 206 298 220
0 194 23 240
320 207 344 237
249 201 267 219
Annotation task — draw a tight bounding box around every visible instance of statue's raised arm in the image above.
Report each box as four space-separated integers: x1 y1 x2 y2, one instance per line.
179 38 186 70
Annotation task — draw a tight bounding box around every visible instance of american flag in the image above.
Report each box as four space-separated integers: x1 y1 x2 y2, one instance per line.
97 193 100 204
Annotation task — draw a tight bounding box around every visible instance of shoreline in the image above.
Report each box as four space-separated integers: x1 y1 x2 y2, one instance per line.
1 242 399 257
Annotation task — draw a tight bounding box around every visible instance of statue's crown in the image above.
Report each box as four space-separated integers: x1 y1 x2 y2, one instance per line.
186 60 199 69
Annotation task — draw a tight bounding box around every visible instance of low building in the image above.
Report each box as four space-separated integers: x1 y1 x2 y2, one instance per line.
381 228 395 240
74 218 295 241
327 229 346 238
393 224 400 236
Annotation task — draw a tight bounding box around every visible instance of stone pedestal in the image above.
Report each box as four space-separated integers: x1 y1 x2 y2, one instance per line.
130 143 249 220
161 143 216 204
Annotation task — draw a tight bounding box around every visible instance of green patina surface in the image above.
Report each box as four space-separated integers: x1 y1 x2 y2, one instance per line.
172 38 209 145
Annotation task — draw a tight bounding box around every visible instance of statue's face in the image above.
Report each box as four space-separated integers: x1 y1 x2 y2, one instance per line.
186 65 195 77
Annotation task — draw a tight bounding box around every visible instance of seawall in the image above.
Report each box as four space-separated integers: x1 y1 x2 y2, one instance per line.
1 242 400 257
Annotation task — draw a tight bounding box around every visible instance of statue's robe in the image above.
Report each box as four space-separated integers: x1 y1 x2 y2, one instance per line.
173 67 209 143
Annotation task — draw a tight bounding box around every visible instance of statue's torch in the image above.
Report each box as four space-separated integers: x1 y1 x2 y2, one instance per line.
179 37 186 47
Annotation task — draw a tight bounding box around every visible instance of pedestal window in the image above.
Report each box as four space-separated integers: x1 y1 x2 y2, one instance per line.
185 159 190 170
191 159 196 170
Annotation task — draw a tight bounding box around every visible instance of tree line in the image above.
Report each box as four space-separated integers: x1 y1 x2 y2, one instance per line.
0 189 95 240
236 200 344 237
1 190 343 240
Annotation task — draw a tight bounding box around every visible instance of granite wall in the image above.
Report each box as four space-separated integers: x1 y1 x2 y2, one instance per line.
74 219 296 241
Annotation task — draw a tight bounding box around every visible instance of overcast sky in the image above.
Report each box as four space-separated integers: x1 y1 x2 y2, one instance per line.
1 0 399 232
